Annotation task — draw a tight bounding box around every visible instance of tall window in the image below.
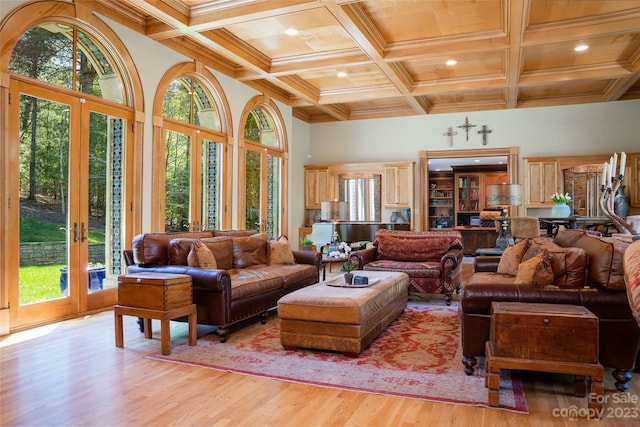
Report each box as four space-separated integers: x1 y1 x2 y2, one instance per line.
155 69 230 232
240 99 287 238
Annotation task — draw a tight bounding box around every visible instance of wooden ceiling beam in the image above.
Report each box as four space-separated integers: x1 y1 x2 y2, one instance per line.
522 11 640 46
384 33 508 62
322 0 428 116
519 64 632 86
506 0 526 109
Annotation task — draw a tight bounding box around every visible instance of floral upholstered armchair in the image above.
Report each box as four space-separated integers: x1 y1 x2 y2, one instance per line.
349 229 464 305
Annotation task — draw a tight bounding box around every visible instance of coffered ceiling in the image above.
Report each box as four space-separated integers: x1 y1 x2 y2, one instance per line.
92 0 640 123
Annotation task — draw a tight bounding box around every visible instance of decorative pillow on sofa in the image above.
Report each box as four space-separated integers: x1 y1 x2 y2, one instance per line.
232 234 268 268
497 239 529 276
187 239 217 269
514 251 554 286
168 236 234 270
522 237 587 288
268 236 295 265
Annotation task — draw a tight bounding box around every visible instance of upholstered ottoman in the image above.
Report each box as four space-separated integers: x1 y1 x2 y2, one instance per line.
277 271 409 356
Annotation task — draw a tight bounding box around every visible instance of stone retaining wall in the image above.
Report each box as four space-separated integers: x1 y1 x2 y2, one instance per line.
20 242 105 266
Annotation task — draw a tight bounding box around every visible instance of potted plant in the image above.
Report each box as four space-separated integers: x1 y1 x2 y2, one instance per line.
342 261 355 284
300 237 314 251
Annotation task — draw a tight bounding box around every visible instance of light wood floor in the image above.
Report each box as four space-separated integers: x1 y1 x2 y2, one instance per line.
1 267 639 426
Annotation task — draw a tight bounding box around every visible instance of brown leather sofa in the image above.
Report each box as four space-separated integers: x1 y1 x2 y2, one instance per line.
461 229 640 391
123 230 321 341
349 229 464 304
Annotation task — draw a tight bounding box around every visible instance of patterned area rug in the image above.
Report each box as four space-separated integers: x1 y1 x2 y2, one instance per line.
148 300 528 413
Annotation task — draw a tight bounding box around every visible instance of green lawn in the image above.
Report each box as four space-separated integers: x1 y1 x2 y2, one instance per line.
19 264 66 305
19 218 106 304
20 218 105 244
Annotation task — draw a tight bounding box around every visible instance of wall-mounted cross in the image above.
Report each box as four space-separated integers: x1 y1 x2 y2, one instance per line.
477 125 493 145
457 116 476 141
443 127 457 146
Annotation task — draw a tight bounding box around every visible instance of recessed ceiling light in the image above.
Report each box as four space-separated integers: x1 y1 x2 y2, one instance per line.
445 59 457 66
284 28 298 36
336 71 348 78
574 44 589 52
473 159 480 163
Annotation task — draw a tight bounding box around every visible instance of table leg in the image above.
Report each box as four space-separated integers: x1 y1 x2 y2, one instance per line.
143 318 152 339
188 307 197 346
114 310 124 348
160 318 171 355
589 380 604 417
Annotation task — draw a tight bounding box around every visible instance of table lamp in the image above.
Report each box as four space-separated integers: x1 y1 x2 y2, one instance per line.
486 184 523 250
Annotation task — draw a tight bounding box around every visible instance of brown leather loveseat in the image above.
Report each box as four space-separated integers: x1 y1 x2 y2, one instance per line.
349 229 464 305
123 230 321 341
461 229 640 392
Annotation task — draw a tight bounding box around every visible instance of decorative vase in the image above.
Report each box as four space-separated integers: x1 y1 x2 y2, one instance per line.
344 273 353 285
551 203 571 218
614 186 630 219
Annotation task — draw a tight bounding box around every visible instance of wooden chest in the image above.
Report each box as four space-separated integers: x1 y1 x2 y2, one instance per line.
118 272 192 311
490 302 598 363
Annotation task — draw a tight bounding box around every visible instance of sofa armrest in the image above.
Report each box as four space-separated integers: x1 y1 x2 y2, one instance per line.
292 250 322 273
474 256 501 272
349 247 378 270
126 264 231 293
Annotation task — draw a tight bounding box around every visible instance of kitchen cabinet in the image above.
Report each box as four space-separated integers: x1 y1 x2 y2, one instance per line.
524 159 559 207
304 166 329 209
384 163 413 208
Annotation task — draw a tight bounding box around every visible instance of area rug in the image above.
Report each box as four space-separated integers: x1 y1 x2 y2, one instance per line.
148 300 528 413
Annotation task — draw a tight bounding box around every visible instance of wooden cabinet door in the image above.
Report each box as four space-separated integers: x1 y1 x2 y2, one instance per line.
525 160 558 207
304 168 328 209
384 164 411 208
628 154 640 207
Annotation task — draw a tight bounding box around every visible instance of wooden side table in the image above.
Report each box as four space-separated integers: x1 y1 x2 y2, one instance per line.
485 302 604 417
115 272 197 355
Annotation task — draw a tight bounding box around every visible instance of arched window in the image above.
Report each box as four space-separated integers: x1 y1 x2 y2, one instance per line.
1 1 142 331
10 24 125 103
239 98 288 238
153 64 232 232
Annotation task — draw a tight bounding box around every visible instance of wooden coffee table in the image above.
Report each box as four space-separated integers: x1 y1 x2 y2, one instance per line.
485 302 603 417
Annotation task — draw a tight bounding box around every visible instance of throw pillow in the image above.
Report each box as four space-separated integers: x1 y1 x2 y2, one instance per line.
497 239 529 276
187 239 217 269
514 250 554 286
232 234 268 268
268 236 295 265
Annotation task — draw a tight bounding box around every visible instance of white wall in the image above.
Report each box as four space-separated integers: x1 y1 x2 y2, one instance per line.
307 100 640 165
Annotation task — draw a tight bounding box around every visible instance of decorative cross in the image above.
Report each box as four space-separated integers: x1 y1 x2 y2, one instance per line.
477 125 493 145
443 127 457 146
457 116 476 141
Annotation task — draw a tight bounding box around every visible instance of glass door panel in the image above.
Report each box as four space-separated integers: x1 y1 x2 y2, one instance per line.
18 95 71 306
244 148 281 238
164 129 191 231
245 149 261 231
85 109 126 296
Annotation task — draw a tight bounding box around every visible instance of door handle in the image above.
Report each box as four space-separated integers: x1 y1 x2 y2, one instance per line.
81 222 87 242
73 222 79 242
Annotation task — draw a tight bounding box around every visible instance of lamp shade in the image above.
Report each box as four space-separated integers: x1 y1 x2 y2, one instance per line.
320 200 350 221
487 184 522 207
